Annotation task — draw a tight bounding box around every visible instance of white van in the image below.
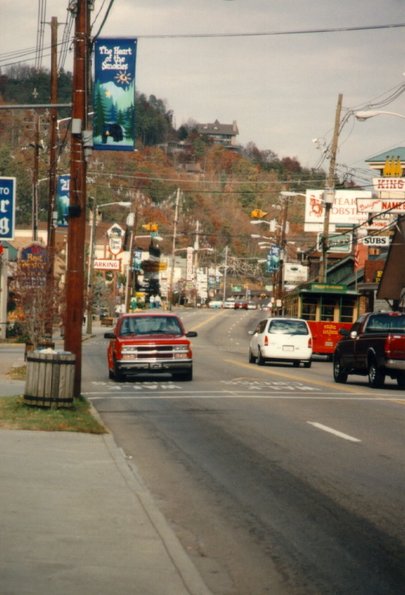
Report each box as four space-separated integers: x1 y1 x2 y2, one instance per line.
248 317 313 368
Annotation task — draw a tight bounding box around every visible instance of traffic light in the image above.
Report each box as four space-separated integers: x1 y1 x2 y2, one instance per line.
250 209 268 219
142 222 159 232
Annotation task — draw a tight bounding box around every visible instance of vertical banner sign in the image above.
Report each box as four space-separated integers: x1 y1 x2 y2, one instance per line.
266 246 280 273
132 249 142 272
93 38 137 151
56 175 70 227
0 177 16 240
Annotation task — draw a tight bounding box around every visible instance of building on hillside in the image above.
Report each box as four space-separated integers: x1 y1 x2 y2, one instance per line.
196 119 239 149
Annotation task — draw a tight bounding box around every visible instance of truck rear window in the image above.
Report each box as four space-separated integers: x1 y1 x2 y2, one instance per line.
365 314 405 333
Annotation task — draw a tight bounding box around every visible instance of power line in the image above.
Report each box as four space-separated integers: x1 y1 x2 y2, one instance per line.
91 0 116 42
135 22 405 40
35 0 47 70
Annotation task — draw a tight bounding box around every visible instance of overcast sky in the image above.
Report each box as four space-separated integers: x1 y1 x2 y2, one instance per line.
2 0 405 186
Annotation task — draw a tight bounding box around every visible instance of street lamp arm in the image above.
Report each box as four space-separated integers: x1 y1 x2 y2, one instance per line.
99 201 132 208
355 110 405 121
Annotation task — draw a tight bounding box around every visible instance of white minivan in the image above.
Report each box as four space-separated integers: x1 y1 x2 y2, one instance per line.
249 317 313 368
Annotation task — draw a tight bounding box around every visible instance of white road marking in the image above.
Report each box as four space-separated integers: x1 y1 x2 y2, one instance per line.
307 421 361 443
85 391 403 402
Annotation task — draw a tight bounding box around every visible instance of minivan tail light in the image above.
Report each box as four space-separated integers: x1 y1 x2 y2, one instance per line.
264 335 269 346
308 336 313 348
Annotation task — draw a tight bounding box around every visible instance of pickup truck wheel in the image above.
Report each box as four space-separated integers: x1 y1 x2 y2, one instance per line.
257 348 265 366
333 355 348 383
397 372 405 388
368 359 385 388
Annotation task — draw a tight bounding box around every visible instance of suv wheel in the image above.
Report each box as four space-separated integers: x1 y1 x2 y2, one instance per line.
249 350 256 364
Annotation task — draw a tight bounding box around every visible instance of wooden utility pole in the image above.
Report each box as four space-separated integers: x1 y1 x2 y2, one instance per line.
32 113 40 241
64 0 91 396
45 16 58 337
319 93 343 283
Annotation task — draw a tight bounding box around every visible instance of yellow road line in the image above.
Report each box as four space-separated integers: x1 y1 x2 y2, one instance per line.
188 310 225 332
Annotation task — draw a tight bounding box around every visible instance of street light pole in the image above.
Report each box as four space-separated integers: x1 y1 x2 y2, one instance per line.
222 246 229 302
168 188 181 307
124 193 140 313
319 93 343 283
85 200 131 330
276 195 289 312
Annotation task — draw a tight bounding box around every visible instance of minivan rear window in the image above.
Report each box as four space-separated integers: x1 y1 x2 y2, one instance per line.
268 319 309 335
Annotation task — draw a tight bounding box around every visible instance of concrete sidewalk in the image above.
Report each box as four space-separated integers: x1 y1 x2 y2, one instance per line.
0 343 25 396
0 344 212 595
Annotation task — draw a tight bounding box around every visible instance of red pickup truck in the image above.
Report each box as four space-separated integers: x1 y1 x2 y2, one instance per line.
104 312 197 381
333 311 405 388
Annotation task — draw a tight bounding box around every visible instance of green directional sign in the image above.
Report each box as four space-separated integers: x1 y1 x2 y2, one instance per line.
317 232 352 253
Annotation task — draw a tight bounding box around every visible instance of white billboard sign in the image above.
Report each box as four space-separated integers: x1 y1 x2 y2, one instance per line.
284 263 308 284
305 190 372 232
94 258 121 271
107 223 125 255
362 236 390 247
357 197 405 215
373 177 405 198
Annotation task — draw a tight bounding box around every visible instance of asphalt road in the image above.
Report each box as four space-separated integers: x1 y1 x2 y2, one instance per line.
83 309 405 595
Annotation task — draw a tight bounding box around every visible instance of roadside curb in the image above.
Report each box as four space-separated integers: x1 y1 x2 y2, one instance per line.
102 433 213 595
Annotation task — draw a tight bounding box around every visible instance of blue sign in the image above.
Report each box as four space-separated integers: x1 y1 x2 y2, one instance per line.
56 175 70 227
93 38 137 152
132 249 142 272
0 177 16 240
266 246 280 273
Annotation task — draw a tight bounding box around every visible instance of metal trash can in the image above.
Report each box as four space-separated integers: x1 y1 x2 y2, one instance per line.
24 351 76 409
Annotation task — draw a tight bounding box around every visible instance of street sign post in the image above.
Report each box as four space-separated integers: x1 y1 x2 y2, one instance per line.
0 177 16 240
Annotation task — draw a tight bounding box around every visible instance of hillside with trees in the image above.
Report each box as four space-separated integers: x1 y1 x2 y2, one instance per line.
0 65 330 261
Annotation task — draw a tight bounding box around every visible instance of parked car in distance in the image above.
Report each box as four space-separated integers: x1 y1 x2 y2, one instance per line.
333 311 405 388
234 300 249 310
249 317 313 367
104 312 197 381
247 302 258 310
223 299 236 309
208 300 223 309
